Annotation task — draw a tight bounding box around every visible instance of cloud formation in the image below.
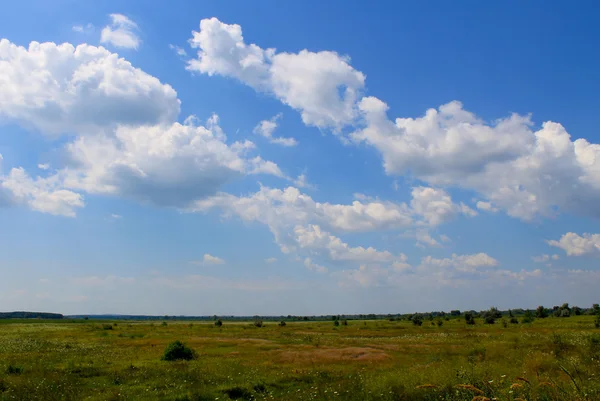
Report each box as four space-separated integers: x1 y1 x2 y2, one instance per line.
100 14 141 49
548 232 600 256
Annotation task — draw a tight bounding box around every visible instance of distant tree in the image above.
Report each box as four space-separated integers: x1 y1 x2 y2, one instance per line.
450 310 461 317
214 319 223 327
510 317 519 324
593 304 600 314
334 320 340 327
536 306 548 318
508 309 514 318
522 310 535 324
465 313 475 325
572 306 582 316
253 320 263 328
279 321 286 327
412 315 423 326
560 309 571 318
482 307 501 324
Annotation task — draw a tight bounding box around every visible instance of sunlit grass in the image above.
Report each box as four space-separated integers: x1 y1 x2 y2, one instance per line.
0 316 598 400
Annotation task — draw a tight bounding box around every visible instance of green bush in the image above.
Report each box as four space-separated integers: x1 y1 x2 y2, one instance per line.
214 319 223 327
161 340 197 361
465 313 475 325
278 321 286 327
223 386 253 400
6 364 23 375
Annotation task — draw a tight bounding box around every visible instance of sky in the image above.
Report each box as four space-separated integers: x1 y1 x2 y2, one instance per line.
1 1 600 316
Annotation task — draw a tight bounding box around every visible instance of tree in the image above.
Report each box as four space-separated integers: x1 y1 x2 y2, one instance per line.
214 319 223 327
279 321 286 327
412 315 423 326
465 313 475 325
536 306 548 318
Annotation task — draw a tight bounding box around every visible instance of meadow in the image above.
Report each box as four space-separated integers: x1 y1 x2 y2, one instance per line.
0 316 599 400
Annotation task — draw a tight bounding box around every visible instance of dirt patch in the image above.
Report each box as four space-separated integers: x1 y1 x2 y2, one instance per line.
274 346 390 364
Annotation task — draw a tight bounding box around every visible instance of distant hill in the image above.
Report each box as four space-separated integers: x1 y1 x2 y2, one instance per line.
0 311 63 319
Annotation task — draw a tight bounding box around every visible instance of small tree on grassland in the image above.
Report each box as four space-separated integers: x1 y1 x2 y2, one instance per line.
465 313 475 325
161 341 197 361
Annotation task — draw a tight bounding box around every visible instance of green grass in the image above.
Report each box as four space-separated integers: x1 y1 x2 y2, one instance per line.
0 317 599 400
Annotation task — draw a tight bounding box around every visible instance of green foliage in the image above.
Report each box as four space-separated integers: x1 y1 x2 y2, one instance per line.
465 312 475 325
595 312 600 329
223 386 253 400
6 364 23 375
436 319 443 327
333 320 340 327
214 319 223 327
278 320 286 327
253 320 263 328
102 324 113 330
411 315 423 326
521 310 535 324
341 319 348 326
161 340 197 361
510 317 519 324
536 305 548 318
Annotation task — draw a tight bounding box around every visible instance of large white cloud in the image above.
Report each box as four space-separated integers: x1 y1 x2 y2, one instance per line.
59 115 282 207
410 186 476 226
253 114 298 147
353 98 600 220
0 39 179 136
187 18 600 222
548 232 600 256
187 18 365 130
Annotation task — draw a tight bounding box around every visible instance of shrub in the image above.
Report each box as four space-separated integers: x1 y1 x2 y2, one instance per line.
161 321 167 327
521 311 535 324
6 365 23 375
161 340 197 361
465 313 475 325
223 386 253 400
102 324 113 330
253 320 263 328
341 319 348 326
412 315 423 326
595 313 600 329
279 321 286 327
502 319 508 328
510 317 519 324
333 320 340 327
214 319 223 327
484 315 496 324
436 319 443 327
536 305 548 318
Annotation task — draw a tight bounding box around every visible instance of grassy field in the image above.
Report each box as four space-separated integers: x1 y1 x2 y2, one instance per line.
0 316 599 400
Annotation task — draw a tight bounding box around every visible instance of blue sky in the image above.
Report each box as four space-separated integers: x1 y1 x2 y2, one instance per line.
1 1 599 315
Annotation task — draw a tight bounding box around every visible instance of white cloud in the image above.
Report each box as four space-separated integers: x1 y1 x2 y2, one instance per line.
37 163 50 170
410 186 477 226
548 232 600 256
169 44 187 57
476 201 499 213
58 115 282 207
187 18 365 130
72 23 94 34
202 254 225 265
0 167 83 217
353 98 600 220
265 257 277 264
421 253 499 272
253 114 298 147
303 257 327 273
0 39 179 136
293 224 400 264
109 213 122 219
100 14 140 50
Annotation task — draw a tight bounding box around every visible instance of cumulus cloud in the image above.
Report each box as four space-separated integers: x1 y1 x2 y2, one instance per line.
202 254 225 265
187 17 365 130
0 39 179 136
188 18 600 222
353 98 600 220
58 115 281 207
0 167 84 217
548 232 600 256
410 186 477 226
265 257 277 264
253 114 298 147
100 14 140 50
